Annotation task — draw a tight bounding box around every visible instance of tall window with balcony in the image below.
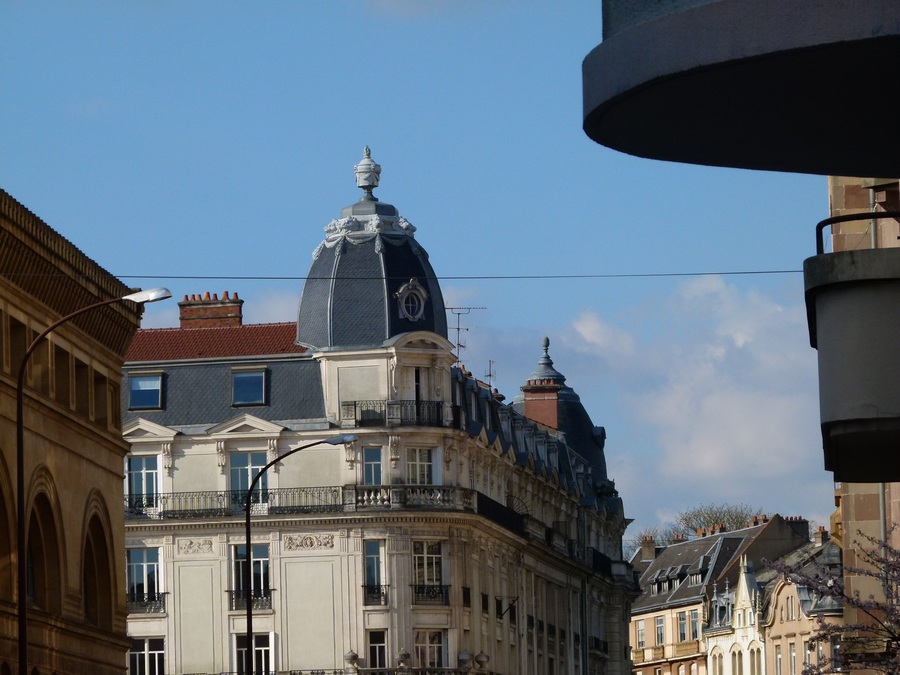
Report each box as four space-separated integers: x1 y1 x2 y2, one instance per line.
690 609 699 640
364 447 382 485
364 540 387 605
368 630 388 668
232 544 270 610
127 455 159 516
236 634 270 675
414 629 446 668
636 619 645 649
231 451 268 507
412 540 447 604
407 448 434 485
127 548 162 613
129 637 164 675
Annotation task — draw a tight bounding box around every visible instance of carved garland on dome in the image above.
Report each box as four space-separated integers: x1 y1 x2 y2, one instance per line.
312 215 418 261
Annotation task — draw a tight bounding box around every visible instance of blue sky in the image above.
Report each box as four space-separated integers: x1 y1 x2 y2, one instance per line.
1 1 834 539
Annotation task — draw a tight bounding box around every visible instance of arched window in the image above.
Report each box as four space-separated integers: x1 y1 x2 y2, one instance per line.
83 515 114 629
27 494 62 613
0 478 13 599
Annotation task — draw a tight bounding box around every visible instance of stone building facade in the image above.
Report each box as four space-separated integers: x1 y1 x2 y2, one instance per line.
121 150 637 675
0 189 145 674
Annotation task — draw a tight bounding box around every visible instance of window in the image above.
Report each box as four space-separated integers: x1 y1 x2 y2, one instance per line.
129 637 164 675
689 572 702 585
127 548 162 612
462 586 471 608
368 630 387 668
482 592 490 615
414 629 446 667
787 595 795 620
129 374 162 410
235 634 270 675
127 455 159 512
412 540 447 604
232 544 270 610
364 540 386 605
233 369 265 406
775 644 782 675
395 278 428 321
789 643 796 675
231 452 268 504
364 447 382 485
690 609 699 640
636 619 645 648
677 611 687 642
407 447 434 485
655 616 664 646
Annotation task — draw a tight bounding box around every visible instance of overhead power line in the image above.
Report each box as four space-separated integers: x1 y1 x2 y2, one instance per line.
1 269 802 282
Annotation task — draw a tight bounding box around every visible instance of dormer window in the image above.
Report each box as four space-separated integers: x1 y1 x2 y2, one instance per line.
129 373 163 410
233 368 266 406
395 278 428 321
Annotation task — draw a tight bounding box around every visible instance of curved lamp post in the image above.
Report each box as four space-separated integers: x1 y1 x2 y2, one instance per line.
16 287 171 675
243 433 358 675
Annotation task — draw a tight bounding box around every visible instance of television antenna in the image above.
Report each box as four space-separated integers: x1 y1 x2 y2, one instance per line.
446 306 485 364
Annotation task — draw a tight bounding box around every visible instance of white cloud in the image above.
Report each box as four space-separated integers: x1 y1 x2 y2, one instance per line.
569 311 637 362
564 276 833 533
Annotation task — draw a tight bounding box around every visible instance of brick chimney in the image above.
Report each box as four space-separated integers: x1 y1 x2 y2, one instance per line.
179 291 244 328
814 525 830 546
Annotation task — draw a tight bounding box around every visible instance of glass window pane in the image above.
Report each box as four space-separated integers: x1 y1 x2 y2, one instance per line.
130 375 161 409
233 370 265 405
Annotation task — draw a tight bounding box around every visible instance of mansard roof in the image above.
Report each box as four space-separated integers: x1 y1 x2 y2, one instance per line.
125 322 307 362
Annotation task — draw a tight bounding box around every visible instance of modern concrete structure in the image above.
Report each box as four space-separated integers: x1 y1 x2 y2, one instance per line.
121 151 638 675
0 189 146 674
582 0 900 177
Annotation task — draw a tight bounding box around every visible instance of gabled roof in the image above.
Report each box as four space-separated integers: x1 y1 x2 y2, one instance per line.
125 322 307 362
631 515 809 614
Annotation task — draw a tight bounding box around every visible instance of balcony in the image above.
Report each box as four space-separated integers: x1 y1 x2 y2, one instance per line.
227 588 273 611
675 640 700 657
411 584 450 605
127 591 166 614
363 584 389 606
348 485 476 514
341 400 445 428
125 486 343 520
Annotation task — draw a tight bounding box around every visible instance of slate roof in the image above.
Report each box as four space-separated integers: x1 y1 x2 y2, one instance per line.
631 515 810 614
125 323 307 361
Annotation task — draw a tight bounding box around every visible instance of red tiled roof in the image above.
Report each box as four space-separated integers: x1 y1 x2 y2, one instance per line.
125 322 308 362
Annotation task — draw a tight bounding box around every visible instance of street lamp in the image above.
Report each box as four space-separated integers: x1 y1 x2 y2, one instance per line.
16 287 171 675
243 433 358 675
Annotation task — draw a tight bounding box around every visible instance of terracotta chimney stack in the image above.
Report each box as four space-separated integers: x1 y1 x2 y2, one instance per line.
179 291 244 328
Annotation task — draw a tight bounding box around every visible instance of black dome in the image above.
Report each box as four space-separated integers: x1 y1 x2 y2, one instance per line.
296 149 447 350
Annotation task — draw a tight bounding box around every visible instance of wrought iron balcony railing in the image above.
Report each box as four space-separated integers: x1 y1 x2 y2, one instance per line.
363 584 389 605
125 486 343 520
341 400 445 428
411 584 450 605
226 588 273 611
126 591 166 613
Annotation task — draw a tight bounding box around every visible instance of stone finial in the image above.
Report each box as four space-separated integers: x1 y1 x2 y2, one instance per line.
354 146 381 197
